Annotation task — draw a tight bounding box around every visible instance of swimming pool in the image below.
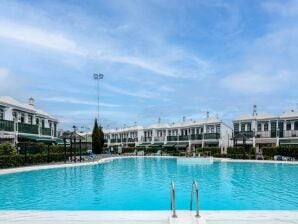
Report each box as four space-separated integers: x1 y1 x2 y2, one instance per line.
0 157 297 210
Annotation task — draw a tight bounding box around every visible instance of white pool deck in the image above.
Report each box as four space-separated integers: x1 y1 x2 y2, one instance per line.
0 156 297 224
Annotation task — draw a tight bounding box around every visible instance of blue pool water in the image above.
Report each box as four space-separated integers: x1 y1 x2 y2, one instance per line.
0 158 297 210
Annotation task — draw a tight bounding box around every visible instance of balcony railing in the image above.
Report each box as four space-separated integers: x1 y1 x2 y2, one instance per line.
154 137 165 142
18 123 38 135
284 130 298 138
179 135 189 141
234 131 253 139
190 134 202 140
167 136 178 141
204 133 220 139
41 127 51 136
0 119 14 132
144 137 152 142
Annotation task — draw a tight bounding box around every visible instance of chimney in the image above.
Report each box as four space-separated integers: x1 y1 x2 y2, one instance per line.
253 105 257 116
183 116 186 122
158 117 161 124
206 111 209 120
28 97 35 107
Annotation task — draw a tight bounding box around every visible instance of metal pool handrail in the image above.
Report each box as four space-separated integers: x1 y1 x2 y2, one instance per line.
190 180 200 217
170 180 177 218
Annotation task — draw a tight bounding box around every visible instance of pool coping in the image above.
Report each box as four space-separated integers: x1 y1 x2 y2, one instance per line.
0 210 297 224
0 156 297 176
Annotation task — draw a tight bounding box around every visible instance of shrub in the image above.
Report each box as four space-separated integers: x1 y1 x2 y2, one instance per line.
0 142 17 156
0 153 71 169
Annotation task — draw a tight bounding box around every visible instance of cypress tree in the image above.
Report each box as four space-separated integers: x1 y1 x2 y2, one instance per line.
92 119 101 154
98 125 105 154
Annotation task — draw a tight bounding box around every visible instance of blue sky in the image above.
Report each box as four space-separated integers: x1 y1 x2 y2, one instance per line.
0 0 297 130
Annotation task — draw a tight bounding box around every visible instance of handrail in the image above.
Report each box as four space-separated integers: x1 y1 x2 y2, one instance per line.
190 180 200 217
170 180 177 218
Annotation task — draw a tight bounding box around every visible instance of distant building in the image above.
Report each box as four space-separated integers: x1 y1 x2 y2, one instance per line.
0 96 59 144
233 105 298 152
103 116 233 152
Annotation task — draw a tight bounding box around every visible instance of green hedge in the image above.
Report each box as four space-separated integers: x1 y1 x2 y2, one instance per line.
0 153 71 169
197 147 221 155
262 146 298 159
0 142 17 156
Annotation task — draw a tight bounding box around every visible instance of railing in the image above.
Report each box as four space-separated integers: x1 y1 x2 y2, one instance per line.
284 130 298 138
144 137 152 142
41 127 51 136
204 133 220 139
0 119 14 132
255 131 270 138
18 123 38 134
179 135 189 141
170 180 177 218
167 136 178 141
110 139 116 143
190 180 200 218
128 138 137 142
154 137 165 142
190 134 202 140
234 131 253 139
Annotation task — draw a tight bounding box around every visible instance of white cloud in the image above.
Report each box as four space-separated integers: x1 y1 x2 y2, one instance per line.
221 71 291 94
40 97 120 107
0 20 85 56
262 0 298 17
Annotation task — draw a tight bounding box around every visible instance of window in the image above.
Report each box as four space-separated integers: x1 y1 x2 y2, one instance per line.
271 121 277 130
20 113 25 123
28 115 33 124
12 112 17 121
295 121 298 130
264 122 269 131
216 125 221 133
233 123 239 132
257 123 261 131
241 123 245 132
36 118 39 125
247 123 251 131
0 108 3 120
41 120 45 128
286 122 291 130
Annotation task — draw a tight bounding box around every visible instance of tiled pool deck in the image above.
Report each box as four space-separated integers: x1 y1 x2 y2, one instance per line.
0 156 297 224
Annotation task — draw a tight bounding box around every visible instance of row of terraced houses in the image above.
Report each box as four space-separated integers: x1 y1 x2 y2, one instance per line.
1 96 298 152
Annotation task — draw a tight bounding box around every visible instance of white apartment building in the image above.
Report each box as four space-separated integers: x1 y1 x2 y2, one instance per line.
0 96 59 144
104 116 233 152
233 105 298 151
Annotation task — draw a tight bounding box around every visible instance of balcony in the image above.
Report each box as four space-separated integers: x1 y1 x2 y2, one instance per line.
18 123 38 135
204 133 220 139
167 136 178 141
144 137 152 143
179 135 189 141
0 119 14 132
190 134 202 140
283 130 298 138
154 137 165 142
234 131 253 139
41 127 51 136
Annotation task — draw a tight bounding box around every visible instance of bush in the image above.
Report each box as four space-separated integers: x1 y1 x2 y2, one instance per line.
0 153 70 169
262 146 298 159
0 142 17 156
197 147 221 156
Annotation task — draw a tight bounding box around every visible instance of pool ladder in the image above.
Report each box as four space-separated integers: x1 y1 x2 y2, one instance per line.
170 180 200 218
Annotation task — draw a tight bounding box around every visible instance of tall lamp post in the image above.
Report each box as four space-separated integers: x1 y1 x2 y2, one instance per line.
93 73 104 123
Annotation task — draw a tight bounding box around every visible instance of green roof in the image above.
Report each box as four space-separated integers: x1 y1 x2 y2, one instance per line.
163 143 176 147
175 143 188 148
149 143 163 147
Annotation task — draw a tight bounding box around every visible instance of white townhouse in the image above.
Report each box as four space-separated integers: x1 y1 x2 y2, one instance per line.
103 125 144 148
233 105 298 151
0 96 59 144
104 116 232 152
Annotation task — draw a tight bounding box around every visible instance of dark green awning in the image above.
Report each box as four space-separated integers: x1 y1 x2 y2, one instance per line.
280 139 298 145
175 143 188 148
139 143 151 146
149 143 163 147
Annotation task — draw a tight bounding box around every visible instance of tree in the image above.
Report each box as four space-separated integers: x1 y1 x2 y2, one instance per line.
98 125 105 153
92 119 104 154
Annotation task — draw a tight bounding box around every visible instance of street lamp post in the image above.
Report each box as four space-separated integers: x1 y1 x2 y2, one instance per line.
93 73 104 123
